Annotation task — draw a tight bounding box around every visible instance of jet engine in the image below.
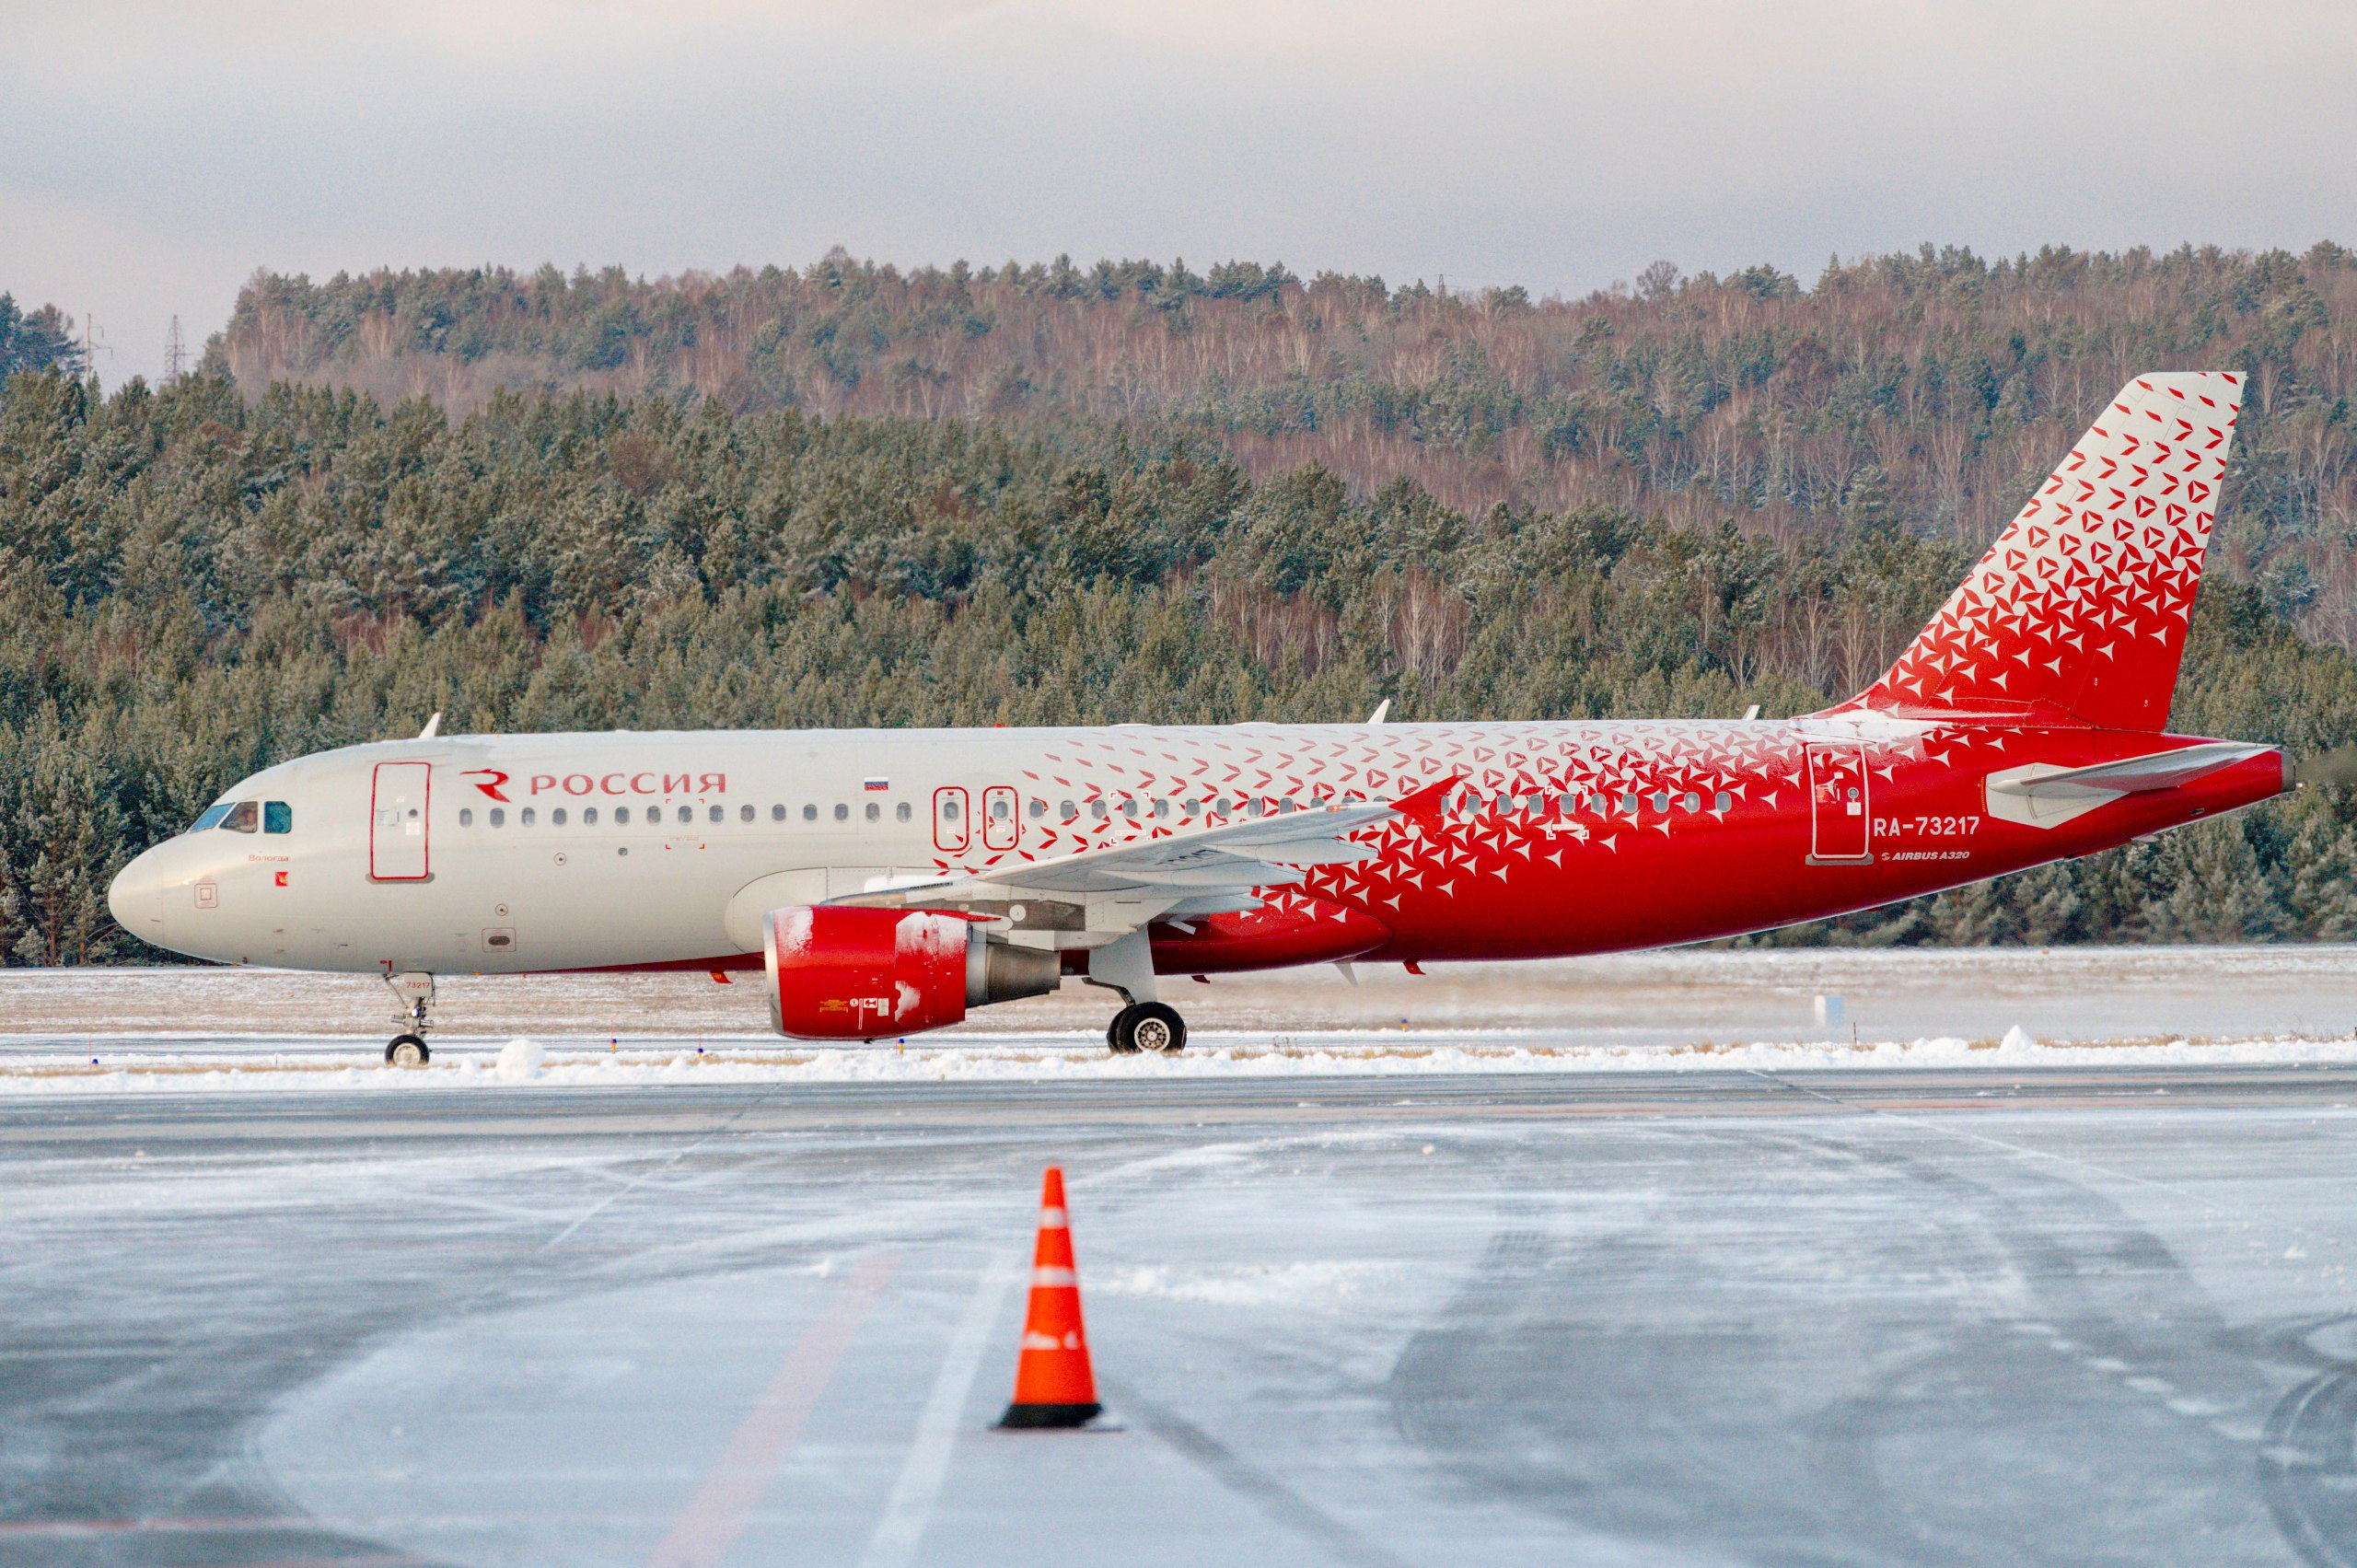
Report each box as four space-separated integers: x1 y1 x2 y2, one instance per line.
762 905 1061 1040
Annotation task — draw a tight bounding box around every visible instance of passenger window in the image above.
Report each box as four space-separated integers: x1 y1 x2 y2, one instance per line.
1153 799 1169 819
945 799 961 820
1682 793 1700 812
865 802 880 821
897 802 911 822
221 801 259 833
490 807 505 827
771 804 784 821
833 803 849 821
802 804 817 821
1028 798 1045 819
1089 800 1107 820
459 807 474 827
552 807 568 826
1060 800 1075 820
615 807 631 825
584 807 599 825
521 807 536 826
1715 791 1732 812
191 804 231 832
677 805 691 825
263 801 292 833
740 804 754 822
993 796 1011 819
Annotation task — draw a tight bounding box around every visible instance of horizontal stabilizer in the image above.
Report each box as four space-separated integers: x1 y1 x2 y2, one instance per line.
1985 741 2277 829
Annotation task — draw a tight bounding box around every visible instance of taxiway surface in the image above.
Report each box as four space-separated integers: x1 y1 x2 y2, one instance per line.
9 1065 2357 1566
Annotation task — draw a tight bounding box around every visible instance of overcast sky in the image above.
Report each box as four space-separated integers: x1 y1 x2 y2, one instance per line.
6 0 2354 385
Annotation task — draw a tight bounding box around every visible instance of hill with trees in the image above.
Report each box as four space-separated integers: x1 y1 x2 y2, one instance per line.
214 244 2357 654
6 339 2357 964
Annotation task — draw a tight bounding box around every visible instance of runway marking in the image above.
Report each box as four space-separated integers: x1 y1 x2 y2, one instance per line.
647 1251 898 1568
856 1250 1023 1568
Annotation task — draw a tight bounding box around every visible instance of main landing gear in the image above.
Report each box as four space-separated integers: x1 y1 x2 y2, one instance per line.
1086 931 1187 1055
383 970 435 1067
1108 1002 1188 1056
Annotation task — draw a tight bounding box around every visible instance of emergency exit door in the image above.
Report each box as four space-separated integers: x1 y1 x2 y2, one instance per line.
933 785 970 854
1805 742 1870 863
981 784 1019 851
370 761 432 880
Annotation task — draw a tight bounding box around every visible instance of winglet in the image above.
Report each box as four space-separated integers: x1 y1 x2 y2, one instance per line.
1392 775 1458 832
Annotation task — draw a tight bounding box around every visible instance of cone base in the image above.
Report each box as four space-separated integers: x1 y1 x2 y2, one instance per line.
997 1400 1103 1429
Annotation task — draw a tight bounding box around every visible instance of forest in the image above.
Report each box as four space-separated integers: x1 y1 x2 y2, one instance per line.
4 243 2357 964
217 244 2357 651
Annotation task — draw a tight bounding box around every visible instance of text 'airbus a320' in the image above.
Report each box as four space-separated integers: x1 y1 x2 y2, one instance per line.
110 372 2303 1061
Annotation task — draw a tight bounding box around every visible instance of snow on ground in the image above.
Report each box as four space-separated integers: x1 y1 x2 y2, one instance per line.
12 945 2357 1040
6 1027 2357 1094
7 946 2357 1093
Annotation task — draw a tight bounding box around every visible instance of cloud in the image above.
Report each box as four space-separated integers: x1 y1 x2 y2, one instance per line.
6 0 2354 383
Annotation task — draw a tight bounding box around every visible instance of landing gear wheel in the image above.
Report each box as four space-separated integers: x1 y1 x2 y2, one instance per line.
1109 1002 1186 1056
386 1034 430 1068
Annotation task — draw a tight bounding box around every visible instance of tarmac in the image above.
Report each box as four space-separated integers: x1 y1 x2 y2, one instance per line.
11 1063 2357 1566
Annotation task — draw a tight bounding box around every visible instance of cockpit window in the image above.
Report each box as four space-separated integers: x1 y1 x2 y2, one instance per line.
218 801 259 833
263 801 292 834
190 804 231 832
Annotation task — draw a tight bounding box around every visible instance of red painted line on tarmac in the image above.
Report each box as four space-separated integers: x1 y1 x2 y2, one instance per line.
647 1251 898 1568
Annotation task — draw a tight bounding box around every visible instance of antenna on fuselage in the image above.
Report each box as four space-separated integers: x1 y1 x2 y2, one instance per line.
1366 699 1390 725
1742 704 1761 721
418 713 442 739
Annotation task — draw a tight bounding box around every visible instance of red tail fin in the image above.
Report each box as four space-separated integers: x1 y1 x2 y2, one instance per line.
1840 371 2245 729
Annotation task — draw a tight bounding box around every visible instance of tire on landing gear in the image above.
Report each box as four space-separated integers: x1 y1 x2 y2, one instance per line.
385 1033 430 1067
1109 1002 1186 1056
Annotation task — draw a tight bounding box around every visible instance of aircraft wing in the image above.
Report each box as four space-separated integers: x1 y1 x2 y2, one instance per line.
836 801 1394 907
822 781 1456 947
961 802 1395 895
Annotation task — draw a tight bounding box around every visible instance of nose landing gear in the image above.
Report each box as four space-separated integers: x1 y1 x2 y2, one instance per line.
382 970 435 1066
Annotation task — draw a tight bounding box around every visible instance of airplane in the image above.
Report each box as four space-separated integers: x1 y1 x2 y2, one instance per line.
107 371 2300 1063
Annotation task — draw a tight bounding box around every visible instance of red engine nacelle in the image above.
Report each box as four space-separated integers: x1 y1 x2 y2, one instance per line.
762 905 1060 1040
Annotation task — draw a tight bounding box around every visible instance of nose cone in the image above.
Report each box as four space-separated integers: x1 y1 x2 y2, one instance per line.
107 845 177 954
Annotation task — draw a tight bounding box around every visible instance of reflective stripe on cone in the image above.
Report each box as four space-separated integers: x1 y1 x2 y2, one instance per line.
997 1165 1102 1429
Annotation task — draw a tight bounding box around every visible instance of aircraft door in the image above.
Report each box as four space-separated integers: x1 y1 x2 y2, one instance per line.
934 786 970 854
981 784 1018 851
370 761 432 880
1805 741 1870 863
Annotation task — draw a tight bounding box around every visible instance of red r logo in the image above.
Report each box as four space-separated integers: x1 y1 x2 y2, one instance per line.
462 769 512 803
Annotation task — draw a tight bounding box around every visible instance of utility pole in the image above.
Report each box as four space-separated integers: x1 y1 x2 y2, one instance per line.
164 316 186 382
78 314 110 383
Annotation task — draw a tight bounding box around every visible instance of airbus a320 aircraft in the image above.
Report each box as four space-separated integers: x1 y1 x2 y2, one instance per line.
109 372 2297 1062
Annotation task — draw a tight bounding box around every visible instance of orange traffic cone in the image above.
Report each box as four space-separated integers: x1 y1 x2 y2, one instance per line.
997 1165 1102 1428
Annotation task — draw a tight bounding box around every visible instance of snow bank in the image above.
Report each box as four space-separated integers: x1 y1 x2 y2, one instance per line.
493 1037 545 1083
8 1028 2357 1096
